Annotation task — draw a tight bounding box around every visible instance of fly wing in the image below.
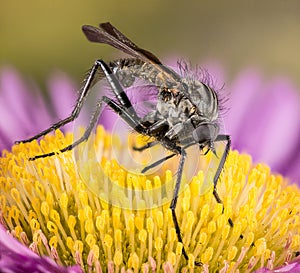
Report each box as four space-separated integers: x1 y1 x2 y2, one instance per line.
82 22 162 65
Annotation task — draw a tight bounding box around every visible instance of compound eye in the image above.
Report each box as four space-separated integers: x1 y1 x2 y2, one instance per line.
192 123 219 144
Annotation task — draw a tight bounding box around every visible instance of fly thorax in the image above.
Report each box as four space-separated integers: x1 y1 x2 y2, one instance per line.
156 88 195 127
182 79 219 121
176 97 195 122
156 99 176 121
156 88 176 119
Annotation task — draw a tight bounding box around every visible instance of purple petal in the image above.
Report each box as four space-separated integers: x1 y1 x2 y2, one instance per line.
1 64 300 182
224 68 264 149
286 146 300 182
47 72 79 132
260 78 300 182
253 257 300 273
0 225 83 273
274 261 300 273
0 67 52 150
223 69 300 184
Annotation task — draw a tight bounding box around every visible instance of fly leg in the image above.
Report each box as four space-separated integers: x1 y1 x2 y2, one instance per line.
169 148 193 263
29 96 145 160
141 153 176 173
143 139 193 263
134 133 192 263
132 141 159 151
16 61 100 144
138 140 197 173
213 135 244 239
131 119 168 154
96 60 138 119
16 59 139 144
212 134 233 226
26 59 149 160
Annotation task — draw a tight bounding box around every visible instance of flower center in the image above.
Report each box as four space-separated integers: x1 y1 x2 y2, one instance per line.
0 126 299 272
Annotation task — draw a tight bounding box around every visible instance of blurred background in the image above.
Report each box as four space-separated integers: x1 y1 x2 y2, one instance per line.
1 0 300 87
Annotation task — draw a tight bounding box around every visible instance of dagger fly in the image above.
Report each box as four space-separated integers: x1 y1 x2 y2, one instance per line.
16 22 231 265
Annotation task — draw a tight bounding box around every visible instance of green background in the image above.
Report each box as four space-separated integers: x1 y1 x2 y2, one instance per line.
1 0 300 88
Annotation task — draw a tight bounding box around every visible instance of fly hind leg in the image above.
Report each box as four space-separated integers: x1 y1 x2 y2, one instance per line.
29 96 146 160
15 61 100 144
16 59 139 144
25 59 148 160
212 134 233 226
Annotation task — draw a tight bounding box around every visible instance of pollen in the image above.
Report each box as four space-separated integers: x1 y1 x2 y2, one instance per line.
0 126 300 272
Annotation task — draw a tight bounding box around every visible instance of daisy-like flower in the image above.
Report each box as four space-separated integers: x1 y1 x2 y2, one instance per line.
1 65 300 272
1 65 300 182
1 125 300 272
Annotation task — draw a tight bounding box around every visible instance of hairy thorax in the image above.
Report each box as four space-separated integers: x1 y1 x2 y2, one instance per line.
110 58 219 141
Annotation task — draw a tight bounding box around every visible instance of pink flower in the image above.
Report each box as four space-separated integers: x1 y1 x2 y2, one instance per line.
0 225 83 273
1 64 299 185
0 64 300 272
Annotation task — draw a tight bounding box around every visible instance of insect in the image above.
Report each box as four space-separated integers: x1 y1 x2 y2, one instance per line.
16 22 231 265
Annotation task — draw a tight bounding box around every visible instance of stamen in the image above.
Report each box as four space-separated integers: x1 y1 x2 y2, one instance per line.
0 126 299 272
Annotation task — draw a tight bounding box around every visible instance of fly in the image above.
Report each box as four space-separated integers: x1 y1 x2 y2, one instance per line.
16 22 231 265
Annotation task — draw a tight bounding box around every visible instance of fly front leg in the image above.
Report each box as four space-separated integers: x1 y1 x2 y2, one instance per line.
131 119 168 152
211 134 231 204
211 134 233 226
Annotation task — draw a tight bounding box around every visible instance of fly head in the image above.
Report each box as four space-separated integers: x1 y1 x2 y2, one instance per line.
192 123 219 154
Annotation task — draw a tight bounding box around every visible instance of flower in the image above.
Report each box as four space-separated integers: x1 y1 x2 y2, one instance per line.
203 63 300 184
1 65 300 182
226 70 300 184
0 225 83 273
1 65 300 272
1 126 300 272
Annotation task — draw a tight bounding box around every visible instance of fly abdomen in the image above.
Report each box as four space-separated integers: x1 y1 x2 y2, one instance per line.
109 58 141 87
109 58 176 88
